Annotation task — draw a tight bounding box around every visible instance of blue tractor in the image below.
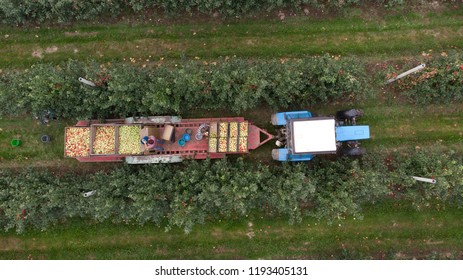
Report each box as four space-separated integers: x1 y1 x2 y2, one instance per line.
271 109 370 162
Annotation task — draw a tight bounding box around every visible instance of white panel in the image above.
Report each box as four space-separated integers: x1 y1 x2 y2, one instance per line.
293 119 336 153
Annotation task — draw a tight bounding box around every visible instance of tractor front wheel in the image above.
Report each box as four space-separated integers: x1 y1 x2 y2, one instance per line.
336 109 364 120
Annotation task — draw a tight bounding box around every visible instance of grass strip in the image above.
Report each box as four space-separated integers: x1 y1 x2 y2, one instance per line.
0 202 462 259
1 10 462 68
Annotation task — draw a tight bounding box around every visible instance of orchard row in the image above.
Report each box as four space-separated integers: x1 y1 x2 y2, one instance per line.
1 0 417 25
1 52 461 120
0 148 461 234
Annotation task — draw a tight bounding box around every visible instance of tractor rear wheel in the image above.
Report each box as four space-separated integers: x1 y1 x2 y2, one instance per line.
342 147 366 156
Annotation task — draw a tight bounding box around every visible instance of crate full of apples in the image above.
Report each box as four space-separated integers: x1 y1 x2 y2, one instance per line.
118 125 141 155
238 137 248 152
218 138 228 152
92 126 116 155
229 122 238 138
228 137 238 152
219 122 229 138
208 137 218 152
239 122 248 137
65 127 91 157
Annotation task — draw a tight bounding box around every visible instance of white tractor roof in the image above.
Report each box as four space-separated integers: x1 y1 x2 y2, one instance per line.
292 118 337 154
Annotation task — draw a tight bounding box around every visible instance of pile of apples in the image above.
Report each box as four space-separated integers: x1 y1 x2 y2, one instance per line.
238 137 247 152
208 137 217 152
93 126 116 154
65 127 90 157
228 137 238 152
219 122 228 137
118 125 141 154
229 122 238 138
218 138 228 152
239 122 248 137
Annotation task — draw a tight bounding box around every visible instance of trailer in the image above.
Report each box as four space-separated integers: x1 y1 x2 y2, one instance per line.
65 109 370 164
64 116 274 164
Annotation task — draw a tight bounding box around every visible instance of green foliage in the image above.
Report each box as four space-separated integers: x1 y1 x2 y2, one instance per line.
306 158 389 222
385 51 463 104
4 53 461 118
0 56 366 119
261 163 315 224
387 149 463 207
0 150 461 234
106 64 150 117
0 0 431 25
0 72 29 116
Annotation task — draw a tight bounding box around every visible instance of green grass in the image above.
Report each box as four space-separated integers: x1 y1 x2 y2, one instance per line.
1 9 462 68
1 201 462 259
0 117 121 171
0 117 67 161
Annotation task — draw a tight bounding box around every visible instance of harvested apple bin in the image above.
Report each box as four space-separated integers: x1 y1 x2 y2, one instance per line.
92 126 115 154
65 127 90 157
118 125 141 154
